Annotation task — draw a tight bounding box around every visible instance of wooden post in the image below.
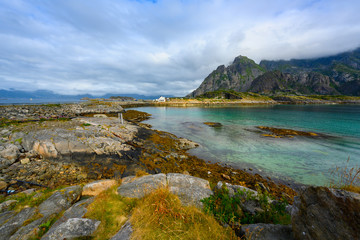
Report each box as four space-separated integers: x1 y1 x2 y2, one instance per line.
120 112 124 124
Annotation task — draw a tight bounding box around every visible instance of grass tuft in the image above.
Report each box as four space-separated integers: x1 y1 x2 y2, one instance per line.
84 185 137 240
330 157 360 193
130 187 238 240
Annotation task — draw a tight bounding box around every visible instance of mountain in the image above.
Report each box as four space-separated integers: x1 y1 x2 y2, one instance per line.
0 89 173 100
187 56 265 97
188 48 360 97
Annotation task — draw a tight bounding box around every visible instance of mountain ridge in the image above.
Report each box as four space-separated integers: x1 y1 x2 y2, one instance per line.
188 48 360 97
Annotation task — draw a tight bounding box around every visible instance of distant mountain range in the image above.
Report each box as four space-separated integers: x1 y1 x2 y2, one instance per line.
188 48 360 97
0 89 172 100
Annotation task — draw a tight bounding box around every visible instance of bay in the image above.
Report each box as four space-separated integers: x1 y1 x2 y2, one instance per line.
137 104 360 186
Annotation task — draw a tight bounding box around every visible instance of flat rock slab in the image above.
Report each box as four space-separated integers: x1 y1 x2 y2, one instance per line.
0 207 36 240
41 197 94 240
241 224 294 240
167 173 212 208
41 218 100 240
83 179 117 196
38 185 82 217
117 174 167 199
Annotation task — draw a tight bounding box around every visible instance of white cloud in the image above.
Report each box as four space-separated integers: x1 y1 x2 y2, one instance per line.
0 0 359 96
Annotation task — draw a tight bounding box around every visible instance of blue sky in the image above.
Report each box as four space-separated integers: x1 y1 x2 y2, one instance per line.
1 0 360 96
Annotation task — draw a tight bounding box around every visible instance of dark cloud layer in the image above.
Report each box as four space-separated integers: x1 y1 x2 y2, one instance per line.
1 0 360 96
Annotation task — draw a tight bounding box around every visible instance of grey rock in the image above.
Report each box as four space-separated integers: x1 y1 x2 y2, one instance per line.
38 185 82 217
0 144 19 161
216 181 258 198
0 200 18 212
110 220 133 240
167 173 213 208
42 218 100 239
241 224 294 240
9 217 45 240
41 197 94 240
0 211 15 226
117 173 166 198
291 186 360 240
0 207 36 240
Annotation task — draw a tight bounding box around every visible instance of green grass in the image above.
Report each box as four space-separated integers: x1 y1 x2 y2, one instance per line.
83 185 137 240
201 185 291 228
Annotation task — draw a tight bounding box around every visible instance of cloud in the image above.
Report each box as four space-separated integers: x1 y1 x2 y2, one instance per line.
0 0 360 96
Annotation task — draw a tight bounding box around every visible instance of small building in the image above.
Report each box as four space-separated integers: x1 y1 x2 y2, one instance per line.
157 96 166 102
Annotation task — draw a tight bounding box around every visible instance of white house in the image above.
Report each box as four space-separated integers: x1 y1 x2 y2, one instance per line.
157 96 166 102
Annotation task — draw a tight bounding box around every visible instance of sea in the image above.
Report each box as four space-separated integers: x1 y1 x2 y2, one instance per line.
137 104 360 186
0 98 82 105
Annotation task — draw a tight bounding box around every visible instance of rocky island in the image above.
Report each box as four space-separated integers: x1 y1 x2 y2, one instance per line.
0 101 359 239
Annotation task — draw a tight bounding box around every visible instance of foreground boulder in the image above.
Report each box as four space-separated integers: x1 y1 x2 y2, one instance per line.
167 173 212 208
41 198 94 240
117 173 213 208
117 174 167 198
41 218 100 239
291 186 360 240
7 186 83 240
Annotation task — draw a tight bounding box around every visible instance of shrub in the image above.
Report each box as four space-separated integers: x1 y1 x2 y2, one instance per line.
201 185 291 229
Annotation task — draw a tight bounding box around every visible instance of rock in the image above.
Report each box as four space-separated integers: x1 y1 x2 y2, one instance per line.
0 207 36 240
93 114 108 118
20 188 36 195
10 217 45 240
82 179 117 196
41 198 94 240
110 220 133 240
32 141 58 158
177 138 199 150
0 144 19 161
20 158 30 165
41 218 100 239
0 180 7 190
117 174 166 198
0 211 15 226
0 200 18 212
291 186 360 240
38 185 82 217
240 224 294 240
167 173 213 208
203 122 222 127
216 181 258 198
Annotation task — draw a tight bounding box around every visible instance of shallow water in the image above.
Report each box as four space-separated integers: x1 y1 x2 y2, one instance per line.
137 105 360 186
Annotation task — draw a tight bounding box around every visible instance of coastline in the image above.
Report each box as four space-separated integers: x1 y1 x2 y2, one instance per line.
0 101 297 202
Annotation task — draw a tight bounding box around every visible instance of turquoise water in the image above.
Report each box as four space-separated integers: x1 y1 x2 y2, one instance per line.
137 105 360 186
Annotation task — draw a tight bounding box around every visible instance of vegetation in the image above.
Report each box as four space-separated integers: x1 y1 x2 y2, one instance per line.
201 185 291 230
130 187 238 240
330 157 360 193
1 188 56 212
84 185 137 240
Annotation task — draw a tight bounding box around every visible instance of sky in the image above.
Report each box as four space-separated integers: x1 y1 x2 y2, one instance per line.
1 0 360 97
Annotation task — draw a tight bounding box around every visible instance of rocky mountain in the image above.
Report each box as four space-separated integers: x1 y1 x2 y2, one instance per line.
187 56 265 97
188 48 360 97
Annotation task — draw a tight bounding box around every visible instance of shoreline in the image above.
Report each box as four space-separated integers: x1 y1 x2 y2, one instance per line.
0 102 297 202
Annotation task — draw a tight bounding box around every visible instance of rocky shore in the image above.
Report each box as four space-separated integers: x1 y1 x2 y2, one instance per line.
1 102 359 239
